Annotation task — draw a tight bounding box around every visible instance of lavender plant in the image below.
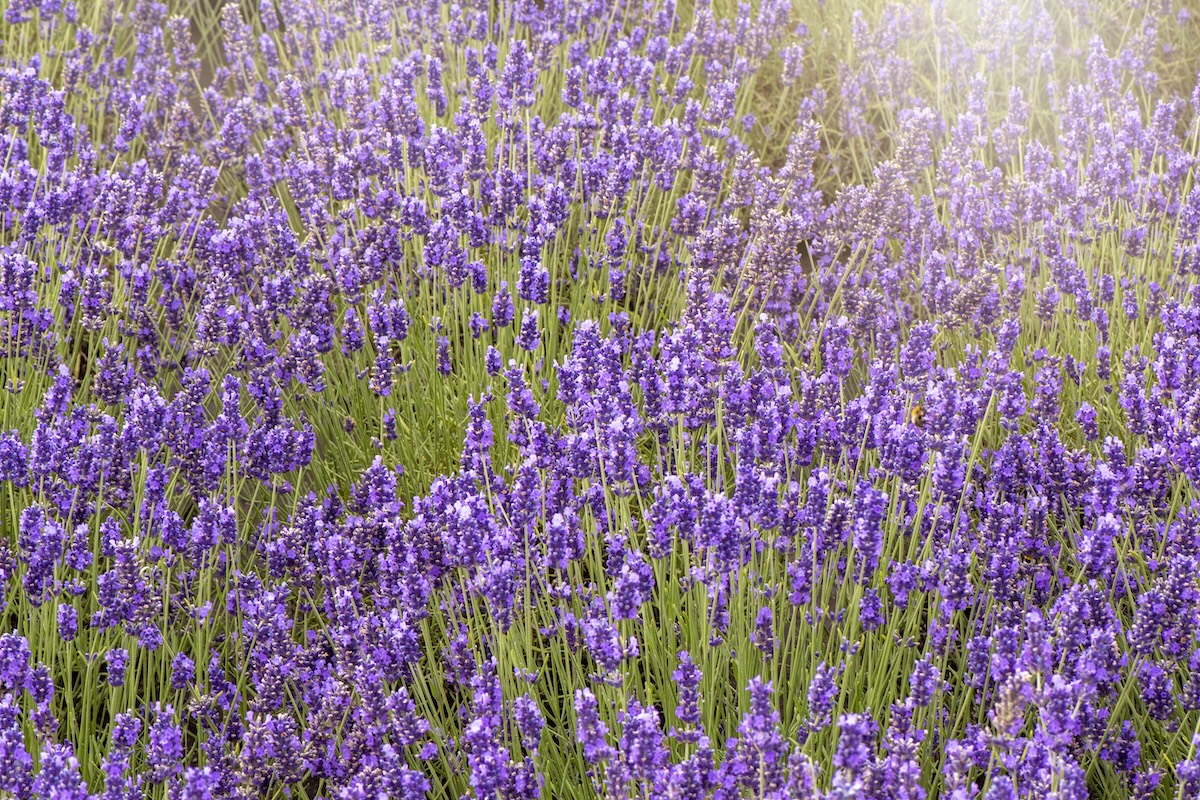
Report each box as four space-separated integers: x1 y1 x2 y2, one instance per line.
3 0 1200 798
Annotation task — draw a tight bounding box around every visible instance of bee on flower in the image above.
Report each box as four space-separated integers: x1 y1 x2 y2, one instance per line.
908 403 926 428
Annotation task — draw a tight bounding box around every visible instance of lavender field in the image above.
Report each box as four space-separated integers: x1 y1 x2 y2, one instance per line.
3 0 1200 797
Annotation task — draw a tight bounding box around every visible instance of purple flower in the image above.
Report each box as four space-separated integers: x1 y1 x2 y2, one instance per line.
751 606 775 658
574 689 612 764
609 549 654 620
671 651 703 741
469 311 489 339
485 346 504 376
57 604 78 642
859 589 884 631
545 509 583 571
18 504 65 607
1139 662 1175 721
101 711 141 798
833 712 878 778
584 602 628 674
436 336 452 375
0 432 28 486
106 648 128 688
1077 513 1119 578
851 484 888 579
723 678 786 795
514 695 544 753
620 699 667 781
887 562 921 609
492 282 515 327
0 695 31 796
171 653 195 691
907 655 941 708
146 703 183 783
824 317 854 378
807 662 839 731
1177 736 1200 798
517 308 541 352
178 767 220 800
1099 720 1142 774
32 744 89 800
1075 401 1099 441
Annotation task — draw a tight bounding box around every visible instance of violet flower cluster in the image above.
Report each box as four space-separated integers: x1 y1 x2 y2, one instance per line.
3 0 1200 798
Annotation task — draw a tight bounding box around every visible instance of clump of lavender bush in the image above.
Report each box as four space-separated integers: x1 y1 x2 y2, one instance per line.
3 0 1200 797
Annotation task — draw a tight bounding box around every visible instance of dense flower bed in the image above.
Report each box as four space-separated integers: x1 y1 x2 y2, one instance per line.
3 0 1200 797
